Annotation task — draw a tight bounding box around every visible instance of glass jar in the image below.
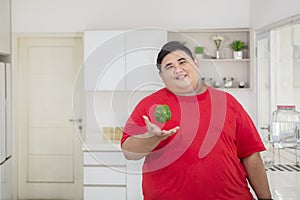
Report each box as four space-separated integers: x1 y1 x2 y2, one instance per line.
214 81 221 88
223 77 234 88
201 77 213 87
271 105 300 148
238 81 246 88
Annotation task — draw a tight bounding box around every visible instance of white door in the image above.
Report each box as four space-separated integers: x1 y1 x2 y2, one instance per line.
17 36 83 199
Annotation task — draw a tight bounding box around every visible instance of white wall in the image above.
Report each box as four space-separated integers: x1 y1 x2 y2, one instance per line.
250 0 300 29
12 0 250 32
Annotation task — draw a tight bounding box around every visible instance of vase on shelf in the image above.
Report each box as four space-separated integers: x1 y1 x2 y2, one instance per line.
216 50 221 59
213 35 223 59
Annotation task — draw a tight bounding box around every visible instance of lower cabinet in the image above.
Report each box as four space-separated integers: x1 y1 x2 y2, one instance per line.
83 149 143 200
83 150 127 200
84 166 126 185
84 187 126 200
0 157 13 200
126 159 144 200
83 149 144 200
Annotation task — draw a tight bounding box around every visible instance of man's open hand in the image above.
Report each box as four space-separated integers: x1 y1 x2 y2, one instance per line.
143 115 180 140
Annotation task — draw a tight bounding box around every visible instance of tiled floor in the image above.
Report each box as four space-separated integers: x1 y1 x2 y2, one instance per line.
267 171 300 200
263 147 300 200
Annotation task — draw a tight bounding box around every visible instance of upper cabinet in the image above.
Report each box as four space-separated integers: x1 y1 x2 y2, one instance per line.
84 28 252 91
168 29 252 89
125 29 166 90
84 31 126 90
0 0 11 55
84 29 167 91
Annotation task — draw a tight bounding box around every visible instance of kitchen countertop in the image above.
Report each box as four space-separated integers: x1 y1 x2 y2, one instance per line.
83 131 122 151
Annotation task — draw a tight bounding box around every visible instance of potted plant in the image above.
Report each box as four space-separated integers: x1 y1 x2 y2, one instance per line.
230 40 246 59
195 46 204 59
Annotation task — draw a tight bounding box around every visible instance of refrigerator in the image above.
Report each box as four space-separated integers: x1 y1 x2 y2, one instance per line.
0 54 12 200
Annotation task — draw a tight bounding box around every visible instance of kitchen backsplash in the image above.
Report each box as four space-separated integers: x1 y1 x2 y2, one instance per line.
84 90 153 143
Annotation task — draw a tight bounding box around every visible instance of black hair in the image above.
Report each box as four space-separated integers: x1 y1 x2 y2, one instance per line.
156 41 194 71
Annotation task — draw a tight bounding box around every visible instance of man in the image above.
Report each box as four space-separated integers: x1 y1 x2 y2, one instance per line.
121 41 272 199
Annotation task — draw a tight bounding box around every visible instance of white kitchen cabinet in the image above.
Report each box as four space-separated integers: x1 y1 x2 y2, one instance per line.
83 147 145 200
84 187 126 200
84 151 126 166
84 166 126 185
126 159 144 200
0 0 11 55
84 29 167 91
125 29 166 90
168 29 252 89
84 31 126 90
0 158 13 200
83 150 128 200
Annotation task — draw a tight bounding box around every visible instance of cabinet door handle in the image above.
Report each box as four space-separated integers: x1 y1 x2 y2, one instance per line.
69 118 82 123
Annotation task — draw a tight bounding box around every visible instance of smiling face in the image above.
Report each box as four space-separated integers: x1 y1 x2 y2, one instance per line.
159 50 201 95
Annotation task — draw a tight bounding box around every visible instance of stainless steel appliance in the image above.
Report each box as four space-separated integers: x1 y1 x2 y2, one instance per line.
0 54 12 200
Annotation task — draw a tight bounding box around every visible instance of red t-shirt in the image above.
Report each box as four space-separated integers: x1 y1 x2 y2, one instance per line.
121 87 265 200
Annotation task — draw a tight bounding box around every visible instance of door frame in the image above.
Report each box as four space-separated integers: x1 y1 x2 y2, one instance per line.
255 31 273 129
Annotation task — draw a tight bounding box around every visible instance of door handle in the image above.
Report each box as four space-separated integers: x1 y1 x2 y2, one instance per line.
260 125 270 132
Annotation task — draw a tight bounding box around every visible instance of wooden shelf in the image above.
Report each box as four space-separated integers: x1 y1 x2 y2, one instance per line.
199 59 250 62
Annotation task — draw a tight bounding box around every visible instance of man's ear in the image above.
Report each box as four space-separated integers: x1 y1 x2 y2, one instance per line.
194 58 199 67
159 70 162 78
